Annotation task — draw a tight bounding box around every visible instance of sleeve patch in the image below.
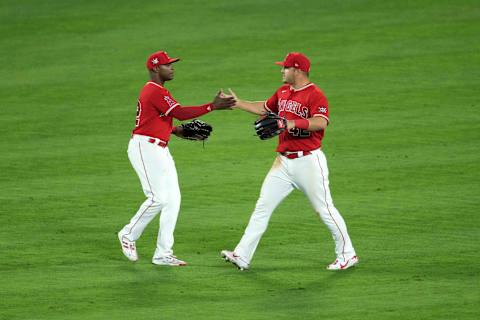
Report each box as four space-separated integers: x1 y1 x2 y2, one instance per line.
317 106 328 114
164 95 177 108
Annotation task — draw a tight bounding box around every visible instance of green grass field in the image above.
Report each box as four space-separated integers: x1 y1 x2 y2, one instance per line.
1 0 479 319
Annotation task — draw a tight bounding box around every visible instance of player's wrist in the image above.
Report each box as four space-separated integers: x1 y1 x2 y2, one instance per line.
172 125 184 137
294 119 310 130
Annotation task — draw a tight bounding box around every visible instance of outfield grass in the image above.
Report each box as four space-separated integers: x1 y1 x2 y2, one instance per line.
1 0 479 319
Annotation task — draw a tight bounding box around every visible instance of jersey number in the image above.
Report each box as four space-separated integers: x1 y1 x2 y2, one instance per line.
135 100 142 127
288 127 311 137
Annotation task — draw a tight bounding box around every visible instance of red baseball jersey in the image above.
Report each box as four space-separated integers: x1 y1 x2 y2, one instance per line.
132 81 180 142
264 83 329 153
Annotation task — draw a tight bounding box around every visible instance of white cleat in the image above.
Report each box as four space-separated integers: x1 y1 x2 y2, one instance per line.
118 232 138 262
326 255 359 270
152 255 187 266
221 250 249 271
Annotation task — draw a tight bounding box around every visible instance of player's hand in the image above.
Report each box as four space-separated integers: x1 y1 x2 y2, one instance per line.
227 88 239 101
212 90 236 110
227 88 241 108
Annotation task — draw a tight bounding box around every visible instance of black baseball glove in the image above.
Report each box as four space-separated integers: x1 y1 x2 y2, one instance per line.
179 119 213 141
254 112 287 140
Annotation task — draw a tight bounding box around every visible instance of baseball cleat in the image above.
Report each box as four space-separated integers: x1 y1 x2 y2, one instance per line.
118 232 138 262
221 250 249 271
152 255 187 266
326 255 359 270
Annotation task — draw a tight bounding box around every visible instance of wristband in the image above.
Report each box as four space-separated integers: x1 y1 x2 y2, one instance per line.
171 126 178 133
294 119 310 130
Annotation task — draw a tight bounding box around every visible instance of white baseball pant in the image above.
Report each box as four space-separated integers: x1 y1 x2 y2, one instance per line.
234 149 356 264
120 134 181 258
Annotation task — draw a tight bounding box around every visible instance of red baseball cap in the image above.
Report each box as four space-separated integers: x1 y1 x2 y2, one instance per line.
146 51 180 70
275 52 310 72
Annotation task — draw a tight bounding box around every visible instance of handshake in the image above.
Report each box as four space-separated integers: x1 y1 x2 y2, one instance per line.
211 89 238 110
210 89 288 140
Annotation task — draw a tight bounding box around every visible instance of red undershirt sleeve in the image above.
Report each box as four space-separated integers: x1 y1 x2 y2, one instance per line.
169 103 214 121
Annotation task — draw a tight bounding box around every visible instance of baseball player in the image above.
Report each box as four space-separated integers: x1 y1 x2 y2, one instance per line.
118 51 235 266
221 52 358 270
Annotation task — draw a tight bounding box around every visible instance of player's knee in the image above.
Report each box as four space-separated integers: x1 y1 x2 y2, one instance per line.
252 203 274 219
145 195 165 209
150 195 180 211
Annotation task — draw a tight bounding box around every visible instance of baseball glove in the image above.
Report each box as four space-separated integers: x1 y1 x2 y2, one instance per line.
179 119 213 141
254 112 287 140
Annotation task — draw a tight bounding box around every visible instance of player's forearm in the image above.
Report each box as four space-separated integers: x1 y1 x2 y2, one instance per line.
170 104 213 121
287 117 328 131
234 100 265 115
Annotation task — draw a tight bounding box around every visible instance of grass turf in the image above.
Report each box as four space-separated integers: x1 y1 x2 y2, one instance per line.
1 0 479 319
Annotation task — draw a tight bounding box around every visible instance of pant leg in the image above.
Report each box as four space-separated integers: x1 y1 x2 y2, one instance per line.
154 149 181 257
293 150 356 261
235 156 294 263
120 139 176 247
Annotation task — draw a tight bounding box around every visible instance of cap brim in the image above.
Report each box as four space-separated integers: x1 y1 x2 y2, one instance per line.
168 58 180 64
275 61 285 66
